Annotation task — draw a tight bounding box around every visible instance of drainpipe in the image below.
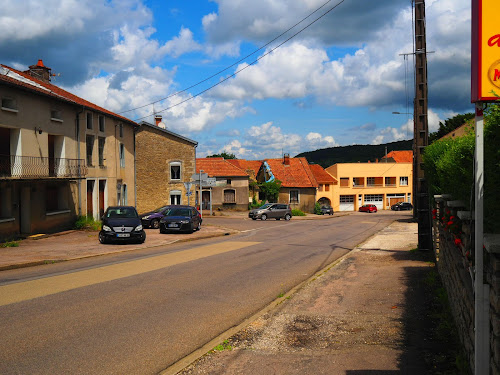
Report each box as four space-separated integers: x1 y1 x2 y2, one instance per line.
75 107 84 216
134 124 138 208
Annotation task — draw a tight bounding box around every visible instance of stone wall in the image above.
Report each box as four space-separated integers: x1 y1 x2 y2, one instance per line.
433 197 500 374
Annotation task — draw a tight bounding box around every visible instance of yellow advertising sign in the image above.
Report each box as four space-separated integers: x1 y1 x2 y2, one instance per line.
472 0 500 102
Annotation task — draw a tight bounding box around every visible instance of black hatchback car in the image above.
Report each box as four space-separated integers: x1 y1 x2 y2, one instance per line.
391 202 413 211
159 205 202 234
99 206 146 244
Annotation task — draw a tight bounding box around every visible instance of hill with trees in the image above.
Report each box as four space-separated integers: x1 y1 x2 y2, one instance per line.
295 139 413 168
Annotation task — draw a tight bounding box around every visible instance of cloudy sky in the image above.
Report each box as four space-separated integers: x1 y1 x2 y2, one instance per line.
1 0 471 158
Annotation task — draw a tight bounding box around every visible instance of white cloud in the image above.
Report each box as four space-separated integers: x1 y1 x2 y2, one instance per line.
162 27 202 58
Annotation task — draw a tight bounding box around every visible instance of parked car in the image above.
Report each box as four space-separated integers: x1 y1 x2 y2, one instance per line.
99 206 146 244
159 205 202 234
140 205 172 229
391 202 413 211
249 203 292 221
359 204 378 213
320 205 334 215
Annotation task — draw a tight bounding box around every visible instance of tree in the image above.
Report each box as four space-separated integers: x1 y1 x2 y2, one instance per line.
429 113 475 143
258 180 282 203
206 152 236 159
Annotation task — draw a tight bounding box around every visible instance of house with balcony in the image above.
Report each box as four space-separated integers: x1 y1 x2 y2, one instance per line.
135 116 198 214
326 161 413 211
0 60 138 239
196 158 250 212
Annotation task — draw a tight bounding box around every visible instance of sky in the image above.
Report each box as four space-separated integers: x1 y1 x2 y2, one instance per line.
0 0 472 159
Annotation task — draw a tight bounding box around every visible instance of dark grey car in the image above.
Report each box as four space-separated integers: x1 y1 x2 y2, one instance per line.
249 203 292 221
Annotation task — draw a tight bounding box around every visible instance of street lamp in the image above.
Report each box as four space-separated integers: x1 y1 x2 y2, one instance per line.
392 112 412 115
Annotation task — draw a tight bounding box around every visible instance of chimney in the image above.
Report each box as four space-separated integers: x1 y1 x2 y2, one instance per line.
27 60 51 83
283 153 290 165
155 115 162 126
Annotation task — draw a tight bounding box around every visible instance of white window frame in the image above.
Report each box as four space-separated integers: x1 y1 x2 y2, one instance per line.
170 162 181 181
170 190 182 205
400 176 409 186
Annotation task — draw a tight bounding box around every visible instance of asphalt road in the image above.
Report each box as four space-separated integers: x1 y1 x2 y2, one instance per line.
0 211 408 374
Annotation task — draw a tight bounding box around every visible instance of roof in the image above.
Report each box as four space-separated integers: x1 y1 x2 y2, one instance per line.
196 158 249 177
441 122 474 139
0 63 137 126
381 150 413 163
264 157 318 188
138 121 198 145
308 164 337 184
226 159 262 179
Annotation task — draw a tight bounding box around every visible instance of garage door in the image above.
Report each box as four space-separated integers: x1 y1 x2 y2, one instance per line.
364 194 384 210
339 195 355 211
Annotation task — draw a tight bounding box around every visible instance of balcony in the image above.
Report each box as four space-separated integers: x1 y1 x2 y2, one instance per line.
0 155 87 180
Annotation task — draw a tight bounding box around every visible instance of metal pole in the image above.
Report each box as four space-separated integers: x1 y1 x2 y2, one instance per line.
474 103 489 374
199 170 203 218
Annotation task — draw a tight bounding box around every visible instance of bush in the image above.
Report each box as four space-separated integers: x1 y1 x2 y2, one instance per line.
314 202 322 215
74 215 101 231
291 209 306 216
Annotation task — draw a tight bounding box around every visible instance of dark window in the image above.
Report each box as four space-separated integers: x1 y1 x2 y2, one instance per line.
119 123 123 138
98 137 105 166
51 109 62 121
171 164 181 180
98 115 105 132
224 189 236 203
1 97 17 111
119 143 125 168
86 135 94 166
227 179 232 185
290 190 299 203
46 186 58 212
86 113 93 130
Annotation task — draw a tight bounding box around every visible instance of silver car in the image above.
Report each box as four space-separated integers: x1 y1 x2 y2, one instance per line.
249 203 292 221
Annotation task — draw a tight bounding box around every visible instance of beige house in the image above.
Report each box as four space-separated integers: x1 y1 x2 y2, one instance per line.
0 60 137 239
135 116 198 214
309 164 337 207
196 158 249 211
326 161 413 211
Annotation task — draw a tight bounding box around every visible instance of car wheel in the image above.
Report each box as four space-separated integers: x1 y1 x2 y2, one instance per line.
252 217 257 220
150 219 159 229
98 232 107 244
196 222 201 231
284 214 291 221
160 227 167 234
261 214 267 221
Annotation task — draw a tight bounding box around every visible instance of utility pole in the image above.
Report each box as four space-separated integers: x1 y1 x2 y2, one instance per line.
413 0 432 251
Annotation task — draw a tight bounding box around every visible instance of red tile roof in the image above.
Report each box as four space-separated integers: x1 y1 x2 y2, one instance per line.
382 150 413 163
0 63 137 126
309 164 337 184
265 157 318 188
226 159 262 179
196 158 249 177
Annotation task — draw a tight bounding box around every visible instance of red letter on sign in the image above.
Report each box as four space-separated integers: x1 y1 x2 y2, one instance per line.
494 69 500 81
488 34 500 47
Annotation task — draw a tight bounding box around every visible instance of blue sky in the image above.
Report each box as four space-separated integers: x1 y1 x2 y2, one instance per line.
0 0 472 159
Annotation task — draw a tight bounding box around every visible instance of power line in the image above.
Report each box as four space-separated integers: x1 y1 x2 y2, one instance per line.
130 0 346 121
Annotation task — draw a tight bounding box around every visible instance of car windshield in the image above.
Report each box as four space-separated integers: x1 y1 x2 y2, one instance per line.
165 208 191 217
153 206 169 213
259 204 273 209
106 208 137 218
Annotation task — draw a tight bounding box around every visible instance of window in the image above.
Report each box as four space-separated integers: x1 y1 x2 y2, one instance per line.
385 177 396 186
118 123 123 138
1 97 17 112
226 179 232 185
400 176 409 186
325 184 330 192
86 113 93 130
46 186 59 212
340 178 349 187
224 189 236 203
170 162 181 180
86 135 94 166
98 137 105 167
98 115 105 132
318 184 323 192
170 191 181 205
290 190 299 203
119 143 125 168
353 177 364 187
117 183 127 205
50 109 62 122
367 177 375 186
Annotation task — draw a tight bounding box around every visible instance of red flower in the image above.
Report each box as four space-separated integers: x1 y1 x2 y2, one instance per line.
432 215 436 220
454 238 462 246
432 209 437 215
447 221 453 226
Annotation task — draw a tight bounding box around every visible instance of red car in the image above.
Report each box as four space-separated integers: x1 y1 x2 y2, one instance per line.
359 204 378 213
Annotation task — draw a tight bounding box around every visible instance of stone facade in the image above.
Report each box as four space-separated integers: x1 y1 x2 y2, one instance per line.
135 121 197 214
433 198 500 374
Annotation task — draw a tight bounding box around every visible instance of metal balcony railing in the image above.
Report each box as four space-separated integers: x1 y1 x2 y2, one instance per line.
0 155 87 179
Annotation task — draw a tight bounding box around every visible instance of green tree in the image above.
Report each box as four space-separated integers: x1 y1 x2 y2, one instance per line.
258 180 282 202
429 113 474 143
206 152 236 159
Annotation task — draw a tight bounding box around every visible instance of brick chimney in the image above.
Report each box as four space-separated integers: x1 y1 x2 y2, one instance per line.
26 60 51 83
283 153 290 165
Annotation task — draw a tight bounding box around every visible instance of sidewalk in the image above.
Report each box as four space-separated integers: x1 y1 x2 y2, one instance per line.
174 220 433 375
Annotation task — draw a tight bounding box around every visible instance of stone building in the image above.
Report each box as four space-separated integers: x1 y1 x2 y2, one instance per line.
135 117 197 214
